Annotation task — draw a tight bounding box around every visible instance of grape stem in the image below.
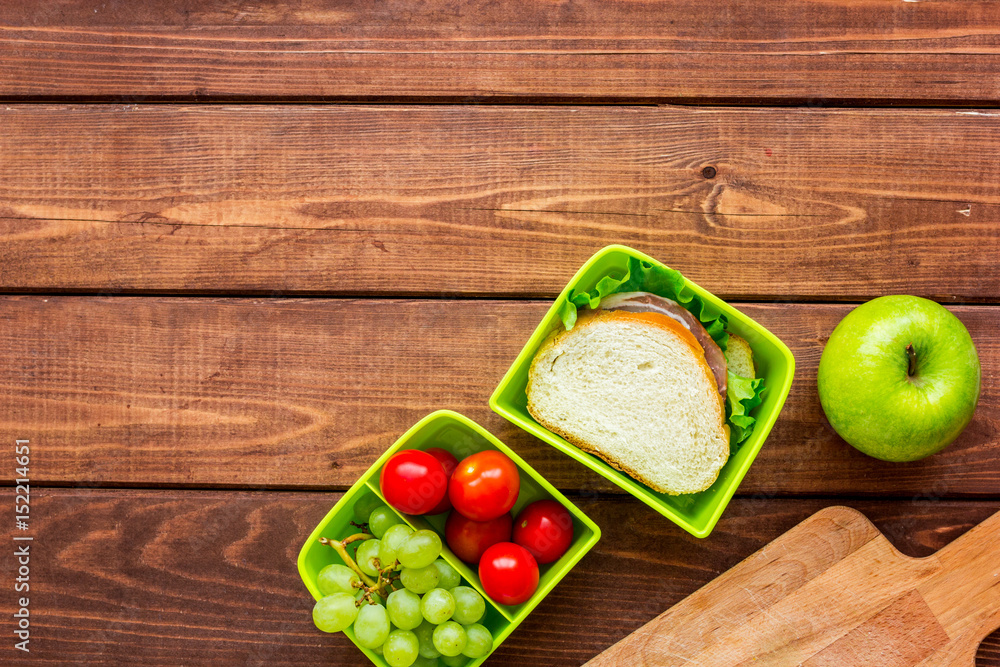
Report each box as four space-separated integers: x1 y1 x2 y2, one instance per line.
318 535 378 588
318 534 399 603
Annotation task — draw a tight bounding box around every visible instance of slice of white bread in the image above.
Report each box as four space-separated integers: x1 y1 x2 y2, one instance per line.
526 309 730 495
725 333 756 378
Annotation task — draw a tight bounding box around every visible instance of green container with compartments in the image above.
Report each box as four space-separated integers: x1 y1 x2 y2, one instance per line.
489 245 795 538
297 410 602 667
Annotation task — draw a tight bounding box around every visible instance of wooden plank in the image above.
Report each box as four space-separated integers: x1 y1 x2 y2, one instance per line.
1 296 997 496
1 490 997 665
1 1 999 102
2 105 1000 300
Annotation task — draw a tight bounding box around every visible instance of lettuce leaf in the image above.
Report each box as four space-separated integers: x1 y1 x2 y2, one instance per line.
560 257 729 351
727 371 766 447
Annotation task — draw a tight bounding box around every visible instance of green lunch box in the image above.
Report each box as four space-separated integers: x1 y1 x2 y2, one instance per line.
490 245 795 538
298 410 602 667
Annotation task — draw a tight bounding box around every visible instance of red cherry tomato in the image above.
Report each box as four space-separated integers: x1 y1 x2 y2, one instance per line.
379 449 447 515
424 448 459 514
478 542 539 606
449 451 520 521
513 500 574 564
425 447 458 477
445 511 512 564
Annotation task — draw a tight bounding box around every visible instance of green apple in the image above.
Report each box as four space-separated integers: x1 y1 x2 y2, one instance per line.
817 295 980 462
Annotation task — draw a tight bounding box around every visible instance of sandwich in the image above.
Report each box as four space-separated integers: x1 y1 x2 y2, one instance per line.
526 260 763 496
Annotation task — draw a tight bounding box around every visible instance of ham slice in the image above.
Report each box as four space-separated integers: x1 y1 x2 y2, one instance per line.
599 291 728 400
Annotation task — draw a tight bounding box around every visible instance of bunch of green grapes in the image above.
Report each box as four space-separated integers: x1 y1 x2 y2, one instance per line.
311 495 495 667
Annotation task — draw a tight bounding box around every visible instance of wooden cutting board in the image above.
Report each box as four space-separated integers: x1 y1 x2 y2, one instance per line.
585 506 1000 667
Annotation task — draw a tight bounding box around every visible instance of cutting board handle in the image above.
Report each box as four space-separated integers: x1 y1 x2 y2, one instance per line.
933 507 1000 564
919 509 1000 664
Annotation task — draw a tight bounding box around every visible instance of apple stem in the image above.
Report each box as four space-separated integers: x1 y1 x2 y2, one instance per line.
906 343 917 377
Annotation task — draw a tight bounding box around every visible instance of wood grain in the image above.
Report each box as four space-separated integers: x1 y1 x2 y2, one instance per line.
2 491 997 665
1 1 999 103
2 105 1000 299
1 296 998 496
804 591 949 667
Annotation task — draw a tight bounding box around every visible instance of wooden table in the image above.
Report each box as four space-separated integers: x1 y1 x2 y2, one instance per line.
2 2 999 664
